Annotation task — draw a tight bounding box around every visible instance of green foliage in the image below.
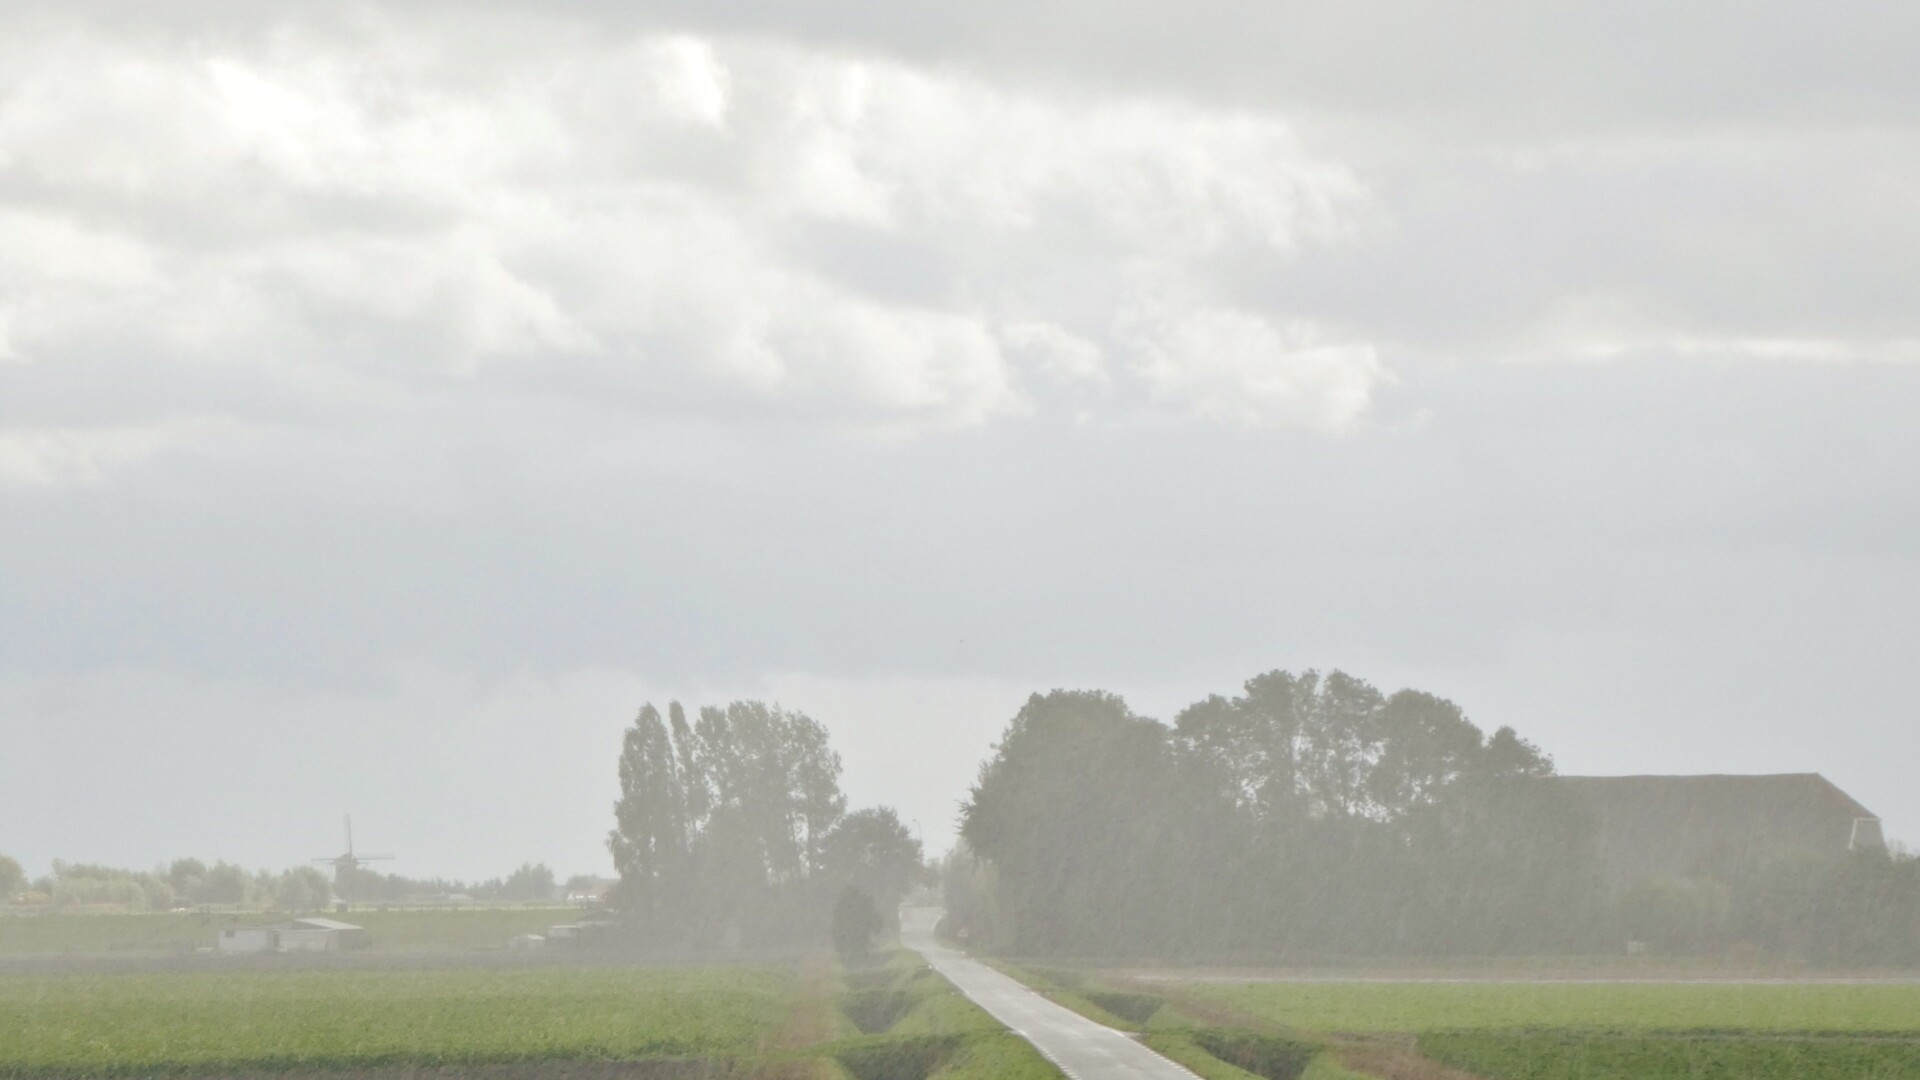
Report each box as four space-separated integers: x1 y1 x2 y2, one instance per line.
820 807 923 926
0 854 25 901
0 967 794 1075
610 699 882 949
1419 1031 1920 1080
832 886 882 965
500 862 557 904
272 866 333 912
957 673 1589 957
961 690 1186 955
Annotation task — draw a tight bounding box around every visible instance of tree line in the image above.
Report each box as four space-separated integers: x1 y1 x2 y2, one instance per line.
606 700 922 953
0 855 574 912
941 670 1920 964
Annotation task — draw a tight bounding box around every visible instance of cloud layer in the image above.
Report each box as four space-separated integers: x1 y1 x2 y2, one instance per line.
1 11 1386 491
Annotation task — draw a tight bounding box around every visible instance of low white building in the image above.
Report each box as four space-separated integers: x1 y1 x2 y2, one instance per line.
217 917 370 954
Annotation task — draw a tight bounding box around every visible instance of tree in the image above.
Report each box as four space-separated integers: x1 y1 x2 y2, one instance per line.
960 670 1595 959
831 884 882 964
0 854 25 901
820 807 922 927
275 866 333 911
608 704 687 915
502 863 556 903
202 862 251 905
962 690 1186 954
167 858 208 903
608 698 851 948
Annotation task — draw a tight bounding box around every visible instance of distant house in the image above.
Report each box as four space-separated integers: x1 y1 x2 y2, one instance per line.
566 881 613 905
217 917 371 954
1551 773 1886 890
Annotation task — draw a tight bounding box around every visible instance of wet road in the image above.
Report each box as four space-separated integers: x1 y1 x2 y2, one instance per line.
900 908 1200 1080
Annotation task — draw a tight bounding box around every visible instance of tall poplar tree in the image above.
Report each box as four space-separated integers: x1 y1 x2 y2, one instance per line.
608 704 686 914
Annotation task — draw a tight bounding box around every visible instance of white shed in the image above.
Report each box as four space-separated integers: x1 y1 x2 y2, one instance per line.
217 918 370 954
216 926 278 954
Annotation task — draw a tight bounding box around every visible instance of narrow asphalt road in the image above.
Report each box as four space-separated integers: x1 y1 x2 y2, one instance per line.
900 908 1201 1080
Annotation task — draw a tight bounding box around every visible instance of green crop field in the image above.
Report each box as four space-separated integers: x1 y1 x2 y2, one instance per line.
1108 977 1920 1080
0 966 793 1076
0 909 569 956
1179 980 1920 1034
0 950 1069 1080
1420 1031 1920 1080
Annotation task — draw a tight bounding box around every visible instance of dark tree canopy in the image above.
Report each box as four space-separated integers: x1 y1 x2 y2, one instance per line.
951 667 1915 963
959 670 1584 958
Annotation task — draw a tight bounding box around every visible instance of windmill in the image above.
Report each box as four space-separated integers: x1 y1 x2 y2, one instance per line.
313 816 394 911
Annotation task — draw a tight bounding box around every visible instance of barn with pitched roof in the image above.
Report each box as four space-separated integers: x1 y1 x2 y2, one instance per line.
1551 773 1885 890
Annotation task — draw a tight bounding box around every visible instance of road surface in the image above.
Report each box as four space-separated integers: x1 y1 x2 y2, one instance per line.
900 908 1200 1080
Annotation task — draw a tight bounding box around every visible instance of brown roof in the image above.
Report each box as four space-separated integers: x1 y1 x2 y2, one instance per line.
1550 773 1882 888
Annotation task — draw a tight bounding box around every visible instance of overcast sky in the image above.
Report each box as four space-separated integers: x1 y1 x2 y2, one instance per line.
4 2 1917 881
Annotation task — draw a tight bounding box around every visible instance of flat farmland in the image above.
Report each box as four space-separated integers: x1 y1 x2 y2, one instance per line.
0 950 1066 1080
0 967 793 1076
1147 978 1920 1079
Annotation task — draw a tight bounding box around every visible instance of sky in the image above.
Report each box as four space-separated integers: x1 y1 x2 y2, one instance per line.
3 2 1917 880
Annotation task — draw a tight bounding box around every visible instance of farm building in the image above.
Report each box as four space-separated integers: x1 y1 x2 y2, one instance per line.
217 917 371 954
1551 773 1885 890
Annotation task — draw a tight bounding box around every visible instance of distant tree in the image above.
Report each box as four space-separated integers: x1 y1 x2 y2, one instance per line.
0 854 25 901
274 866 333 911
167 858 208 902
47 862 155 910
502 863 557 903
831 884 881 964
820 807 922 928
609 698 850 948
938 841 1007 947
201 862 251 905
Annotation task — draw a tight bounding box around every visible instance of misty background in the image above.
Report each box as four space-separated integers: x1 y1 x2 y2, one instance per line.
3 2 1917 881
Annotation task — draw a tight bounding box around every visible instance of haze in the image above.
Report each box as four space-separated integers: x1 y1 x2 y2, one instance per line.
3 1 1917 882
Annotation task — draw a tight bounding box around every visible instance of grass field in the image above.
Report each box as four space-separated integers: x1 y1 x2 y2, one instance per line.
1102 976 1920 1080
0 967 794 1076
0 909 570 956
0 950 1065 1079
1420 1031 1920 1080
1178 980 1920 1034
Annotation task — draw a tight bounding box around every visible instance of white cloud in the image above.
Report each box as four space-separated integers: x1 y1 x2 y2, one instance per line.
0 419 236 489
1133 308 1385 430
0 16 1372 476
1000 321 1107 386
